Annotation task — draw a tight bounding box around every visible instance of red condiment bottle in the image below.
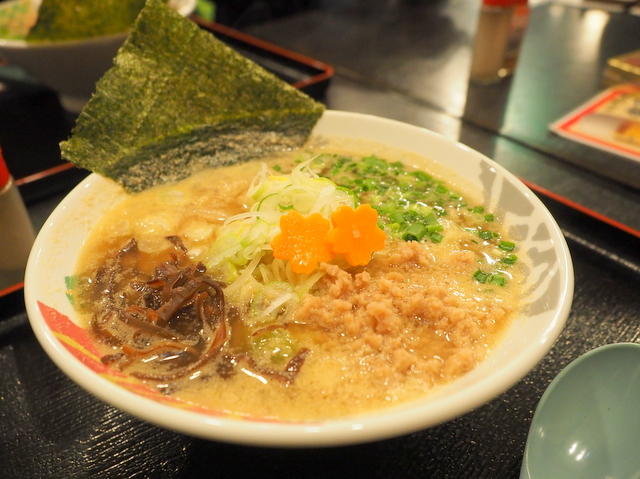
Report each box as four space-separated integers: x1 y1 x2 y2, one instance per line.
0 149 35 290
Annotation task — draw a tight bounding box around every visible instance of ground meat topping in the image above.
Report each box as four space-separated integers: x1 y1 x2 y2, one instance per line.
295 241 512 384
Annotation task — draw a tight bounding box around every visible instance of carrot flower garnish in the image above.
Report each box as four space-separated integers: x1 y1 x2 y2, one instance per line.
271 211 332 274
328 204 385 266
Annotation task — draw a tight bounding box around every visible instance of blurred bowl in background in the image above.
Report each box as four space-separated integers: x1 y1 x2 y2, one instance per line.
0 0 196 112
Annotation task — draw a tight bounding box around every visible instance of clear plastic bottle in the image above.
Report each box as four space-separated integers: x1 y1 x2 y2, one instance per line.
0 149 35 290
470 0 529 85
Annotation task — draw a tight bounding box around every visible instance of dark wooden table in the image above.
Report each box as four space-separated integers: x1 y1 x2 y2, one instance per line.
1 2 639 478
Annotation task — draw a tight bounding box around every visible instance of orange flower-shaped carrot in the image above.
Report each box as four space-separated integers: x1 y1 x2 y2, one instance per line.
328 204 385 266
271 211 332 274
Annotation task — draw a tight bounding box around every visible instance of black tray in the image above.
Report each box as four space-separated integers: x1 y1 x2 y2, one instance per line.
0 95 638 479
2 9 640 477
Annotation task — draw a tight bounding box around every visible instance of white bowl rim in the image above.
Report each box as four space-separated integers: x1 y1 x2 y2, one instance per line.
0 0 196 48
24 110 574 447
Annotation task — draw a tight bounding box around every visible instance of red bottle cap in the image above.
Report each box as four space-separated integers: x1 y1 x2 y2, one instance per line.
0 148 10 189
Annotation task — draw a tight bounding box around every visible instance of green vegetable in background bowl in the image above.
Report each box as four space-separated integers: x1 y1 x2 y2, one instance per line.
195 0 216 21
0 0 196 111
0 0 37 40
0 0 180 42
28 0 150 42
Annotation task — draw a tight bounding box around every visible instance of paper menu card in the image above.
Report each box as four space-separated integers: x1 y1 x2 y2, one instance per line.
550 84 640 164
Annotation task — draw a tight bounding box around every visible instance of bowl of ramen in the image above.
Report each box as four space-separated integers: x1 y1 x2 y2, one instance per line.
24 111 574 447
0 0 195 111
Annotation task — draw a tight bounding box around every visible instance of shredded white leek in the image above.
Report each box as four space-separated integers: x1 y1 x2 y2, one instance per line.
204 161 353 278
263 292 295 317
202 161 351 329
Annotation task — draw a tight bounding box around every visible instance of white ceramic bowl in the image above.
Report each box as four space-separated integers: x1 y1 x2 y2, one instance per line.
0 0 195 111
24 111 574 447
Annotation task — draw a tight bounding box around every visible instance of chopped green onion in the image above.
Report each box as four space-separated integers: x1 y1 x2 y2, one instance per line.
65 275 77 306
410 170 431 182
500 254 518 265
478 230 498 240
251 328 296 364
433 205 447 217
430 232 443 243
317 154 502 247
498 241 516 251
473 270 490 284
402 210 419 222
387 211 405 224
64 275 77 290
404 223 427 240
484 214 495 222
473 270 508 286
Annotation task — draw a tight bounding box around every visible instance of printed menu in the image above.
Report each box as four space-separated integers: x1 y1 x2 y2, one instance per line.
550 84 640 164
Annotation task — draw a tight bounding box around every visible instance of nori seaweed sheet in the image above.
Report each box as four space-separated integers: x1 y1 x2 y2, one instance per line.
60 0 325 192
27 0 148 42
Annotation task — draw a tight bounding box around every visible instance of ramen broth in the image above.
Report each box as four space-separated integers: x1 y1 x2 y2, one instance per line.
74 138 523 421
